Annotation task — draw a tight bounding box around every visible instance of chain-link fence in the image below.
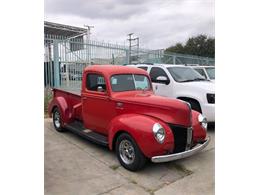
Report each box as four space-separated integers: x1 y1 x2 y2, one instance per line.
44 35 214 92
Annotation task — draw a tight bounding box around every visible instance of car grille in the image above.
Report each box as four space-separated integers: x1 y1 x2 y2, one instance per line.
168 124 189 153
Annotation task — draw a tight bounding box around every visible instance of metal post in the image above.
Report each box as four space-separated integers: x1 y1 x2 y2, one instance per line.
48 43 52 87
112 53 115 64
53 40 60 88
173 55 176 64
126 50 130 64
83 25 94 65
136 37 139 62
63 40 69 87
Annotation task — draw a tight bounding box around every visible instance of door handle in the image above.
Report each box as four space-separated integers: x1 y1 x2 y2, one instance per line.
116 102 124 110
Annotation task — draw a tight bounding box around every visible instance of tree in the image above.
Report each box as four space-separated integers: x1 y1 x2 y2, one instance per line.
165 34 215 58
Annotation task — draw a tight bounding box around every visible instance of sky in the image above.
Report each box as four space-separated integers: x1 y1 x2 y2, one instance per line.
44 0 215 50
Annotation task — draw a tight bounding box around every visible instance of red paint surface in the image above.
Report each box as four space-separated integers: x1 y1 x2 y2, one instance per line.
48 65 207 158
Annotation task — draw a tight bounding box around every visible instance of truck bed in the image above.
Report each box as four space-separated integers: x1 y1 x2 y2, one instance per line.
52 88 82 121
51 88 109 146
54 87 81 96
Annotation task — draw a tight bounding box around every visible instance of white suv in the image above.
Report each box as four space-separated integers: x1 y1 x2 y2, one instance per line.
190 65 215 82
128 64 215 122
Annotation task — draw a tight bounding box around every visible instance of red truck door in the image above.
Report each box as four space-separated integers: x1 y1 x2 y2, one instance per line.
82 73 115 135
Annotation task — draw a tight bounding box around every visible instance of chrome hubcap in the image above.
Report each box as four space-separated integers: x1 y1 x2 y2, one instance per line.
54 111 61 128
119 140 135 165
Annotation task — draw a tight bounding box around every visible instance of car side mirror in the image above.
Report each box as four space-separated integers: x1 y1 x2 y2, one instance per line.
97 86 105 92
155 76 170 85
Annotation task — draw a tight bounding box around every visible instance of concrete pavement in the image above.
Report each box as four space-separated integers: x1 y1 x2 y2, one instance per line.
45 118 214 195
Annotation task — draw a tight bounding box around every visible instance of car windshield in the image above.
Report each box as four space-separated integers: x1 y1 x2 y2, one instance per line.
194 68 207 79
205 67 215 79
111 74 151 92
167 66 206 82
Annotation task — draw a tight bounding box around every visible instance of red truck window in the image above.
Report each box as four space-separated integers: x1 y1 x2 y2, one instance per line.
86 73 106 92
111 74 151 92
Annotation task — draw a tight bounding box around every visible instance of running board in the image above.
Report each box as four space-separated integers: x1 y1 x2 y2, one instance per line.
65 121 108 147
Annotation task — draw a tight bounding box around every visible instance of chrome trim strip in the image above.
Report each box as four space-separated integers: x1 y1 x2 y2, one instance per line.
185 127 193 150
151 137 210 163
185 101 192 126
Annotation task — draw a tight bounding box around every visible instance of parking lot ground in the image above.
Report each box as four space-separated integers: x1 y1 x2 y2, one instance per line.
45 118 214 195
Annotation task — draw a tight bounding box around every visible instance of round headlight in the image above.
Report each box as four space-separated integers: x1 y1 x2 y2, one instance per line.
198 114 208 130
152 123 165 144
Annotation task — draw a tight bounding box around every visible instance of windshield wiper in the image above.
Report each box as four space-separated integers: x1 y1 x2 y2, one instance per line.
180 78 206 82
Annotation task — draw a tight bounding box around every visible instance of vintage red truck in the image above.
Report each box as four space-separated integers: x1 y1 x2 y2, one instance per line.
48 65 210 171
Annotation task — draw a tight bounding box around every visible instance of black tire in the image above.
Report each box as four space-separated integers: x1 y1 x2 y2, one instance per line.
52 107 65 132
116 133 146 171
187 99 202 113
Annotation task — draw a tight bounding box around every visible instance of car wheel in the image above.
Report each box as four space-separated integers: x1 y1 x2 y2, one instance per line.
52 107 65 132
116 133 146 171
188 99 202 113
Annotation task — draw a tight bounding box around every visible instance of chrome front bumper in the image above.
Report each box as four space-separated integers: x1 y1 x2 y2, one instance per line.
151 137 210 163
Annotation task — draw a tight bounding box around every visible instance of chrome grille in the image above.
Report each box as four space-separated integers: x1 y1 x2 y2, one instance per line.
168 124 188 153
185 127 193 150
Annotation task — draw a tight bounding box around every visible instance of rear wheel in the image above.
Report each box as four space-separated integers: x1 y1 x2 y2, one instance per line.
116 133 146 171
52 107 65 132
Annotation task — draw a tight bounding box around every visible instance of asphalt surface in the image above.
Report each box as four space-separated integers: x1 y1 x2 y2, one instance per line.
45 118 215 195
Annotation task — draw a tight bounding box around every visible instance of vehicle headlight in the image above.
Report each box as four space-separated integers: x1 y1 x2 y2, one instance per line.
152 123 165 144
198 114 208 130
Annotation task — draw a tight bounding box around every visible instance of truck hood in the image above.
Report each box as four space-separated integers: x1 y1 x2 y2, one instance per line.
180 80 215 93
112 91 191 127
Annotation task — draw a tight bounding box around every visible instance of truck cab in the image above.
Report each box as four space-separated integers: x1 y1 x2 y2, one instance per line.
48 65 210 171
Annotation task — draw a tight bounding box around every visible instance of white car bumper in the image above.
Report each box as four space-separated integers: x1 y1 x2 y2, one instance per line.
201 103 215 122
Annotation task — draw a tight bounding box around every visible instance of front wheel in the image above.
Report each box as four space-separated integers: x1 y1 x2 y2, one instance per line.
116 133 146 171
52 107 65 132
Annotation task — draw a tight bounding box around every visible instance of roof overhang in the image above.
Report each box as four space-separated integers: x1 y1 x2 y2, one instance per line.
44 21 88 37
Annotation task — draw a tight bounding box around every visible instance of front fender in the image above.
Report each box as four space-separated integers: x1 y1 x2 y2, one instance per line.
48 96 71 124
107 114 174 158
191 110 207 142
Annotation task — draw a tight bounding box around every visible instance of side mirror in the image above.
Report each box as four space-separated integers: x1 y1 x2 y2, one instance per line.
155 76 170 85
97 86 105 92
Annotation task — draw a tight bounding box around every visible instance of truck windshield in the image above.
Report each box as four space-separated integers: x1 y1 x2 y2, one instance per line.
167 66 206 82
205 67 215 80
111 74 151 92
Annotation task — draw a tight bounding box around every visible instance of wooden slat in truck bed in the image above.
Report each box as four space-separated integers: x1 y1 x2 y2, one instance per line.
54 87 81 96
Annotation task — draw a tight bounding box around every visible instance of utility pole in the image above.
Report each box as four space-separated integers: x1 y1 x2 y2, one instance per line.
136 37 139 60
127 33 133 64
84 25 94 41
127 33 139 64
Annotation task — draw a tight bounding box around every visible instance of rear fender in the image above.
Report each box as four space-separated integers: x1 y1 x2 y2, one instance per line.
48 96 71 124
107 114 174 158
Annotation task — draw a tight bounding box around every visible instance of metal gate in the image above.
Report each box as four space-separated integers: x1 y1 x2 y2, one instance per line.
44 37 55 88
44 37 215 92
44 37 129 92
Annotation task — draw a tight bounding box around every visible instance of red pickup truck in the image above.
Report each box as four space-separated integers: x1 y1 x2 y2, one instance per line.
48 65 210 171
